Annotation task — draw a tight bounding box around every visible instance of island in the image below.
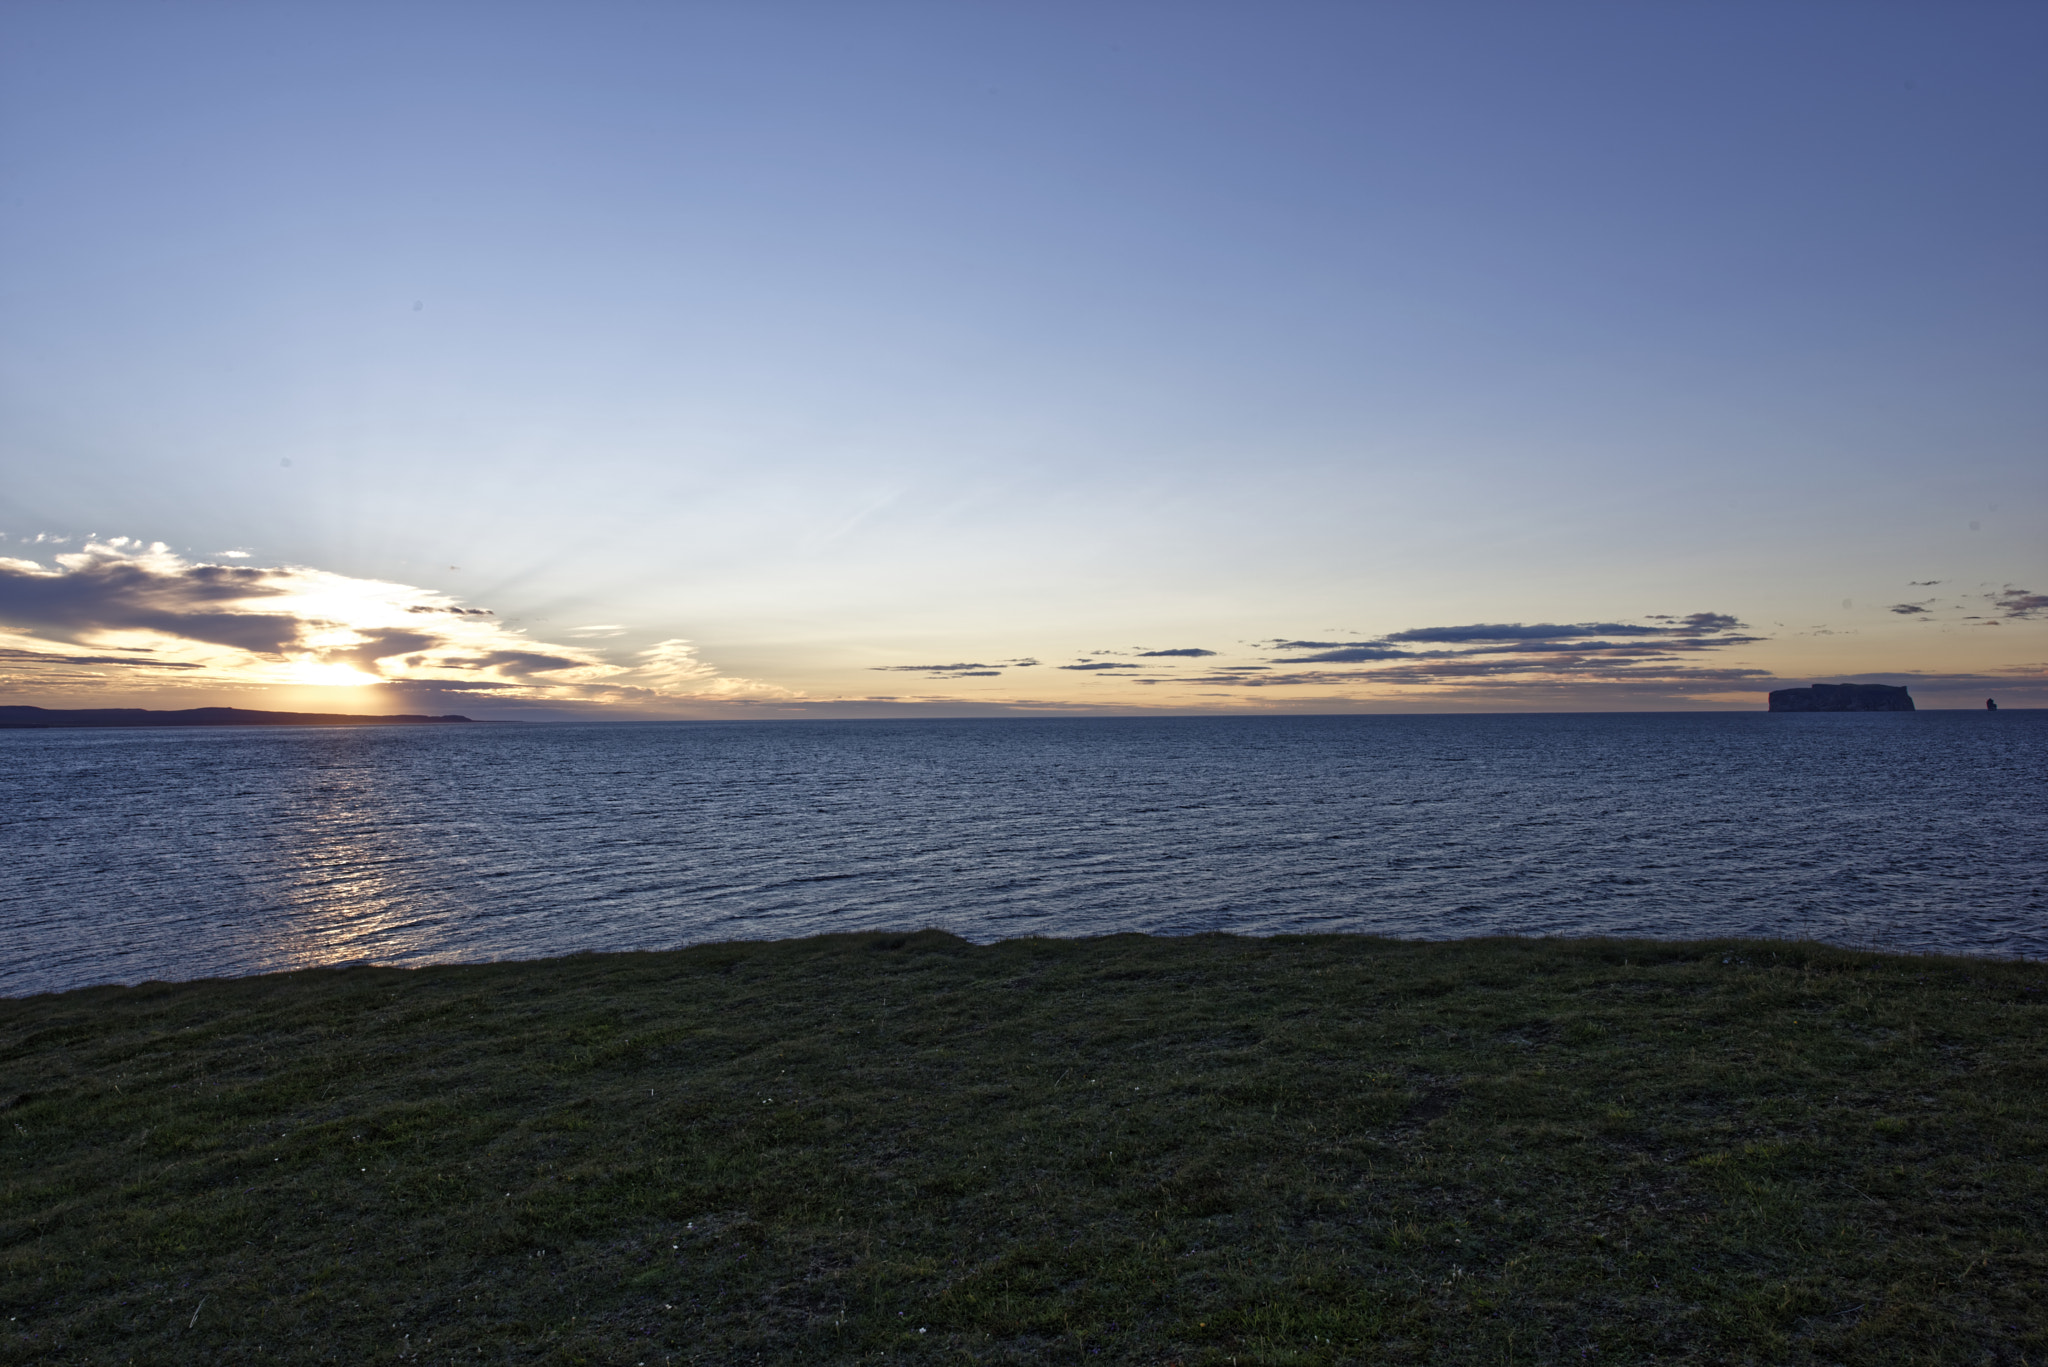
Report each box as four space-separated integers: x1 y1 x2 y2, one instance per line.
1767 683 1915 712
0 705 475 728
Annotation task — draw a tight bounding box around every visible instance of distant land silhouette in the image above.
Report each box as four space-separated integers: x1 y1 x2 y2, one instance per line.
0 706 474 729
1767 684 1914 712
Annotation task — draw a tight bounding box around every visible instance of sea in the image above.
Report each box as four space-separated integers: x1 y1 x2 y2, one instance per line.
3 712 2042 997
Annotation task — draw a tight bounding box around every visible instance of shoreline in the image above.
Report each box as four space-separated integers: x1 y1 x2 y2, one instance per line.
9 928 2032 1004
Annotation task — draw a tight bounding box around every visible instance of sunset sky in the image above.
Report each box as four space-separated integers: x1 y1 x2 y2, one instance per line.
2 1 2042 717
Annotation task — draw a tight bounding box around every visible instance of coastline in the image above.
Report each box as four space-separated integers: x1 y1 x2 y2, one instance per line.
0 705 478 729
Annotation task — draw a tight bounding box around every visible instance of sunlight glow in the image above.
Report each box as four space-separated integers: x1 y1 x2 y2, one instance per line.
285 661 383 688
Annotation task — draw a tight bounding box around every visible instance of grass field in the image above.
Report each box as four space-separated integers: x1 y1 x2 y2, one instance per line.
3 931 2043 1365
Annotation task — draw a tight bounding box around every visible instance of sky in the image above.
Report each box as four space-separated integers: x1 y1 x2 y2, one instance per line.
2 0 2043 718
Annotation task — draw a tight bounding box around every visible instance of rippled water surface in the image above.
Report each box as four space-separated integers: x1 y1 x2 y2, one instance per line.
4 713 2043 994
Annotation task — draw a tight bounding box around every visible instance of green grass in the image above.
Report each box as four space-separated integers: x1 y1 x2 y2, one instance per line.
3 932 2044 1365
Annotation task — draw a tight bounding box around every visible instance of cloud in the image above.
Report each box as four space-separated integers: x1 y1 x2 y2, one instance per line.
1261 612 1756 664
1271 645 1413 663
1658 612 1744 634
670 674 805 699
1186 659 1774 688
0 645 201 670
1993 588 2047 619
868 661 1011 680
0 539 783 706
630 638 721 689
851 609 1768 706
0 545 306 653
1383 622 1650 643
1889 603 1930 615
1385 614 1743 644
460 648 589 678
1451 636 1765 655
1148 609 1772 698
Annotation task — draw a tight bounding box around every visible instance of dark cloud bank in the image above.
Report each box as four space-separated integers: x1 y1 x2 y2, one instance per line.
1258 616 1766 682
857 612 1800 701
0 553 303 654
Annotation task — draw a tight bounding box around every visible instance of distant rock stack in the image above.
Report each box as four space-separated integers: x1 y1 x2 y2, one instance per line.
1767 684 1915 712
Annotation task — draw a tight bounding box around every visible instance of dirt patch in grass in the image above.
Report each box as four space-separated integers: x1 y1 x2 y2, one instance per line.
2 931 2044 1364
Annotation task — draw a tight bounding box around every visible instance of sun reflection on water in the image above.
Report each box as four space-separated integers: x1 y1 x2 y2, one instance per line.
250 736 480 974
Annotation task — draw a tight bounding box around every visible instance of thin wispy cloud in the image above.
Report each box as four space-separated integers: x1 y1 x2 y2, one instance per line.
869 662 1010 680
1269 645 1412 663
0 645 201 671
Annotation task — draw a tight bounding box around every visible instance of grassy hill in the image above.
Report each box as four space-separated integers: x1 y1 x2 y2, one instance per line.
3 931 2043 1364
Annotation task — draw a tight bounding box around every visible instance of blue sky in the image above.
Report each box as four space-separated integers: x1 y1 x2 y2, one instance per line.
2 1 2042 715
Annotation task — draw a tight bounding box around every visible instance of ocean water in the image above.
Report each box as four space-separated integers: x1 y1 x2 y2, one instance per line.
3 713 2042 996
